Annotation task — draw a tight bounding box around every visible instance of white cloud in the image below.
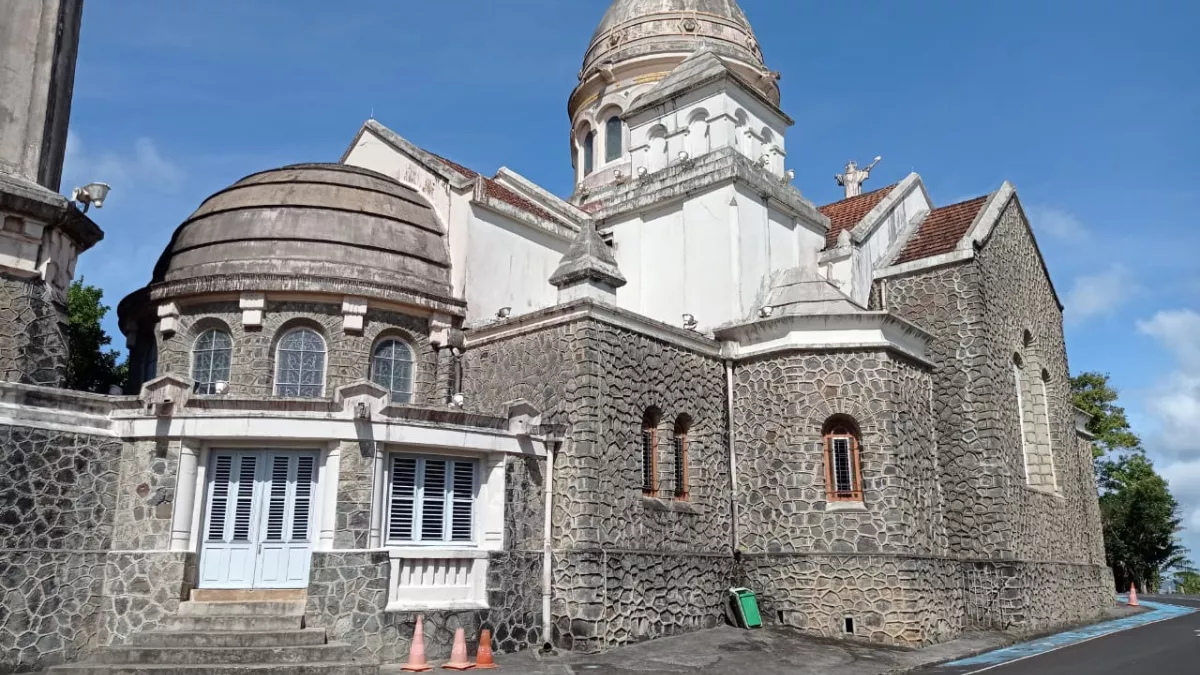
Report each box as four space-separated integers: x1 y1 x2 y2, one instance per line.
1028 205 1089 242
1063 264 1139 324
1138 310 1200 457
63 133 184 202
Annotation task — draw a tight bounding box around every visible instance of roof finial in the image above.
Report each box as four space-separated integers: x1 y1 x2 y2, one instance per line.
835 156 881 199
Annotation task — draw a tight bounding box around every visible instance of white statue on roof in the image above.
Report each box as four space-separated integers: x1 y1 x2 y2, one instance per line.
835 156 882 198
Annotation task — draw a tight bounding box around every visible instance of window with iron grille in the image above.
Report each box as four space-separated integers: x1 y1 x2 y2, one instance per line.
823 417 863 502
274 328 326 398
385 454 477 545
673 414 691 499
641 408 661 495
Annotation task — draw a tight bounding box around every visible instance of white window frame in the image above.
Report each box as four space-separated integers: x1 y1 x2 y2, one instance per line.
384 453 480 547
370 337 416 403
274 327 327 398
192 328 233 395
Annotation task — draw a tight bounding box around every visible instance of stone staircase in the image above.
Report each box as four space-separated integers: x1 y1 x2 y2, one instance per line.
51 593 377 675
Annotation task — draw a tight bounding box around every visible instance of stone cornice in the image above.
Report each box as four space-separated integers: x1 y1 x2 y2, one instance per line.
584 147 826 227
119 273 466 329
464 298 722 358
0 171 103 250
714 311 934 367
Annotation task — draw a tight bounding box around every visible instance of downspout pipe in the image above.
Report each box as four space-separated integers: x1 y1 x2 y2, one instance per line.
725 359 739 553
540 439 556 653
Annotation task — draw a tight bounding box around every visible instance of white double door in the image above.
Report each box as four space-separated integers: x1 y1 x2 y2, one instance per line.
198 450 319 589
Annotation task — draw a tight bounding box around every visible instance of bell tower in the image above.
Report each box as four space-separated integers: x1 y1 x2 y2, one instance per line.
0 0 103 387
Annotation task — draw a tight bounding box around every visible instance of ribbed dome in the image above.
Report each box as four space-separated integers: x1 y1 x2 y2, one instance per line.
581 0 765 79
151 163 451 300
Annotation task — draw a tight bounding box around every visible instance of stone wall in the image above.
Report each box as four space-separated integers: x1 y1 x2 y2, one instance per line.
882 196 1110 635
0 423 121 673
99 551 194 646
0 273 68 387
304 549 543 663
732 349 939 556
141 300 441 402
111 440 179 550
464 312 734 652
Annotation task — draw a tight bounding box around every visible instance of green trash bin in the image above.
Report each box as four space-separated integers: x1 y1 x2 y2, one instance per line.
728 587 762 628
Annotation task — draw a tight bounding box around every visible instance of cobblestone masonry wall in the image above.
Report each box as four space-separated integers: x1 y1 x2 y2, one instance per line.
882 197 1110 632
0 424 121 673
464 316 732 652
0 274 68 387
99 551 194 646
733 350 940 556
304 550 543 663
333 440 373 550
111 440 179 551
145 300 439 402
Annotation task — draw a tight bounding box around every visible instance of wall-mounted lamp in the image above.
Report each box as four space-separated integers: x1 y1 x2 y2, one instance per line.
70 182 111 213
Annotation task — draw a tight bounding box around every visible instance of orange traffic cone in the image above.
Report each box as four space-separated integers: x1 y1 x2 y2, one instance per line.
401 615 433 672
1128 583 1139 606
473 628 497 669
442 627 473 670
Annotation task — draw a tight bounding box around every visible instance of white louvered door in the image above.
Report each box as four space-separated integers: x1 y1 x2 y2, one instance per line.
254 452 318 588
198 450 319 589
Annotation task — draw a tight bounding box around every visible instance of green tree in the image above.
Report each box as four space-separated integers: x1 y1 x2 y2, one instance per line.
1098 453 1187 592
66 278 127 393
1176 570 1200 595
1070 372 1142 459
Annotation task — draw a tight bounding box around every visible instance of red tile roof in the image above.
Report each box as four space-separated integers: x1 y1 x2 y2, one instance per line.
893 195 990 265
818 184 897 249
432 155 560 225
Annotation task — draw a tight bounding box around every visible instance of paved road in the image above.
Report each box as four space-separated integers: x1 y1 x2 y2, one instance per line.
915 595 1200 675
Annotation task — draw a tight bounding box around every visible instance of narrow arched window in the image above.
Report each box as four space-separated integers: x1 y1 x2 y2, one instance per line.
192 329 232 394
142 340 158 384
823 416 863 502
371 338 415 403
641 407 661 495
605 116 623 163
583 131 595 176
673 415 691 500
275 328 326 398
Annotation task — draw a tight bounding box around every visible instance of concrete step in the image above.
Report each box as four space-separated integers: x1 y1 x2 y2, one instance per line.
191 588 305 603
158 615 304 632
127 629 328 649
97 644 354 665
176 600 306 617
49 664 377 675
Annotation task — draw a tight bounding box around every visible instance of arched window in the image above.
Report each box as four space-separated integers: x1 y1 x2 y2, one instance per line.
823 416 863 502
192 328 232 394
583 130 596 176
141 340 158 384
605 116 623 163
275 328 326 398
641 407 661 495
371 338 415 403
673 415 691 500
733 109 748 151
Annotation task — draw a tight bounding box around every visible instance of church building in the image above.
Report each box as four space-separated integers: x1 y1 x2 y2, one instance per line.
0 1 1112 673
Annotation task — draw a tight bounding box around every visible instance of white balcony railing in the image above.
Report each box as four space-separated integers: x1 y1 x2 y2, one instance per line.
385 549 489 611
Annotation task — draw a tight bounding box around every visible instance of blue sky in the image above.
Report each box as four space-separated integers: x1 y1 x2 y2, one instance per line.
64 2 1200 553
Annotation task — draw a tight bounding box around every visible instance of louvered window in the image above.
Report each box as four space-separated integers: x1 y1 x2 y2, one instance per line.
386 454 477 545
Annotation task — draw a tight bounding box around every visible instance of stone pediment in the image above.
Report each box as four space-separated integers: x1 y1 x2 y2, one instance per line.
139 374 194 414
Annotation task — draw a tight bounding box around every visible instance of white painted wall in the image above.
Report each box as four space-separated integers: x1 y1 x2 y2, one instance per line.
627 83 790 180
606 183 820 330
849 186 930 305
465 205 569 325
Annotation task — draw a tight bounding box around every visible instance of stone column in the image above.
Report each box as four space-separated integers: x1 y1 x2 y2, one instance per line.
318 441 342 550
169 440 202 551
